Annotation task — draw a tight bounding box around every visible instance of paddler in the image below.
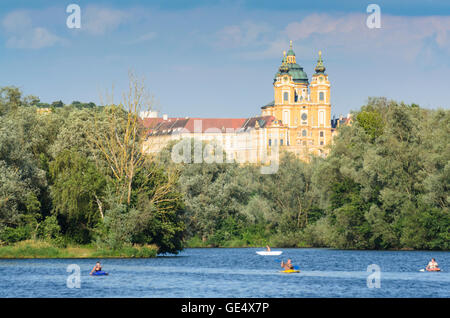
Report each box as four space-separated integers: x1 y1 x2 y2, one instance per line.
281 259 294 270
426 258 439 271
90 261 103 275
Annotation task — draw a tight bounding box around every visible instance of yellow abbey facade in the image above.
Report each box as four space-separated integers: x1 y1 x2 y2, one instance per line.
261 41 331 159
143 41 332 163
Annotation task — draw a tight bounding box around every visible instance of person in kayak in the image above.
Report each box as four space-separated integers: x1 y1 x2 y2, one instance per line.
426 258 439 271
90 261 102 275
266 245 271 252
281 259 294 270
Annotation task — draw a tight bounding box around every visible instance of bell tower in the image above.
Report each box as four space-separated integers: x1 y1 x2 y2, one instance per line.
310 51 330 105
310 50 331 152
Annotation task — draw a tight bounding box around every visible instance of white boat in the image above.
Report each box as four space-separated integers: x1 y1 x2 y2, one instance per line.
256 251 283 256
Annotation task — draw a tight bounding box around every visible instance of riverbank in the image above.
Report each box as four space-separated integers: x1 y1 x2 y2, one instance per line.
0 240 157 258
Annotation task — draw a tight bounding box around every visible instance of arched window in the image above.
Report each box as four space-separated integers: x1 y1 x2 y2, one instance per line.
302 130 307 137
319 91 325 101
319 111 324 125
283 92 289 103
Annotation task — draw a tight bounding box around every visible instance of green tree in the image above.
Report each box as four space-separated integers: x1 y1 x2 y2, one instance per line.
49 150 106 243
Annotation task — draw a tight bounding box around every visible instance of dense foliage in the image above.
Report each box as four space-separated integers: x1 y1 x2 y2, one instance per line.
0 87 448 252
0 86 184 254
161 97 449 250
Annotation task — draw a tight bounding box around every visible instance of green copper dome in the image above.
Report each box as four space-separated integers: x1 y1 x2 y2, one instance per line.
273 42 309 83
288 63 308 83
277 53 289 74
314 50 326 74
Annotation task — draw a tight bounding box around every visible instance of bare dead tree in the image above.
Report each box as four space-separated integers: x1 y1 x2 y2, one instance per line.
90 71 152 205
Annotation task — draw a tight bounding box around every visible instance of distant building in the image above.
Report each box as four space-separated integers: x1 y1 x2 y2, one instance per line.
143 41 343 163
331 114 353 139
36 107 52 114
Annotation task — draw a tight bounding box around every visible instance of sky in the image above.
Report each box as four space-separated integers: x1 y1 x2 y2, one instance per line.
0 0 449 118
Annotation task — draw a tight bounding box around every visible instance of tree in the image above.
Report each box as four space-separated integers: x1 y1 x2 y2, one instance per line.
49 150 106 243
90 72 153 205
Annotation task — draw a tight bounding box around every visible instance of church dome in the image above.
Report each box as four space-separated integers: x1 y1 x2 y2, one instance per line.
273 42 309 84
288 63 308 83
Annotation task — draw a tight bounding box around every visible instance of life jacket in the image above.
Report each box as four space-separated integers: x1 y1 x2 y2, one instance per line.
428 261 438 269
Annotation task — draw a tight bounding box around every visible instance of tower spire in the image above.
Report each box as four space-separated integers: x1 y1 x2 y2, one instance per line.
314 50 326 74
286 41 296 63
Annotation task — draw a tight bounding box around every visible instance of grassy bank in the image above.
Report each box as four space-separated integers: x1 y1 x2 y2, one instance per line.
0 240 157 258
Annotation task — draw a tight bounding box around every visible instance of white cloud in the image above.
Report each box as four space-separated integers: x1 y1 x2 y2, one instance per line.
283 13 450 60
2 10 65 49
82 6 130 35
2 10 32 32
214 21 272 49
6 27 64 49
212 13 450 64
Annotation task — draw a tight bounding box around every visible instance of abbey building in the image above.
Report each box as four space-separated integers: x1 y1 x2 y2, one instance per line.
260 41 331 158
143 42 334 162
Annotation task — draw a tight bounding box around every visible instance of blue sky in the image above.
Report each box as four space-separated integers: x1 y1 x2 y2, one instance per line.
1 0 449 118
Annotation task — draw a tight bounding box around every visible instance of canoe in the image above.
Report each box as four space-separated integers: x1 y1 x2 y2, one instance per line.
256 251 282 256
280 269 300 273
426 268 441 272
91 271 108 276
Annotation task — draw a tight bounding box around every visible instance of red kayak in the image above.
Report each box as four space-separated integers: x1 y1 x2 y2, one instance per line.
427 268 441 272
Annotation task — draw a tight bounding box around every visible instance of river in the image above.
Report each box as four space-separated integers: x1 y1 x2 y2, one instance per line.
1 248 449 297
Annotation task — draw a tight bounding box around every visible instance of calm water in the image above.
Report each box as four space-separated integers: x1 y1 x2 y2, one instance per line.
0 248 449 298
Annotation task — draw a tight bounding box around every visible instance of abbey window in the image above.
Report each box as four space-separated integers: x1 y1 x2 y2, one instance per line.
319 91 325 102
319 111 324 126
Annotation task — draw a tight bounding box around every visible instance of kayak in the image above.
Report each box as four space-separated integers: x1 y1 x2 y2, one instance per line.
91 271 108 276
256 251 282 256
280 269 300 273
427 268 441 272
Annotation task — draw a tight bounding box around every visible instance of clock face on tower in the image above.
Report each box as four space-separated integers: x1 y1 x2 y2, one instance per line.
283 76 288 82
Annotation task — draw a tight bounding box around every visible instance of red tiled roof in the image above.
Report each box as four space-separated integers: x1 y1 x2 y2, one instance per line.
183 118 247 133
242 116 276 129
143 115 277 136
